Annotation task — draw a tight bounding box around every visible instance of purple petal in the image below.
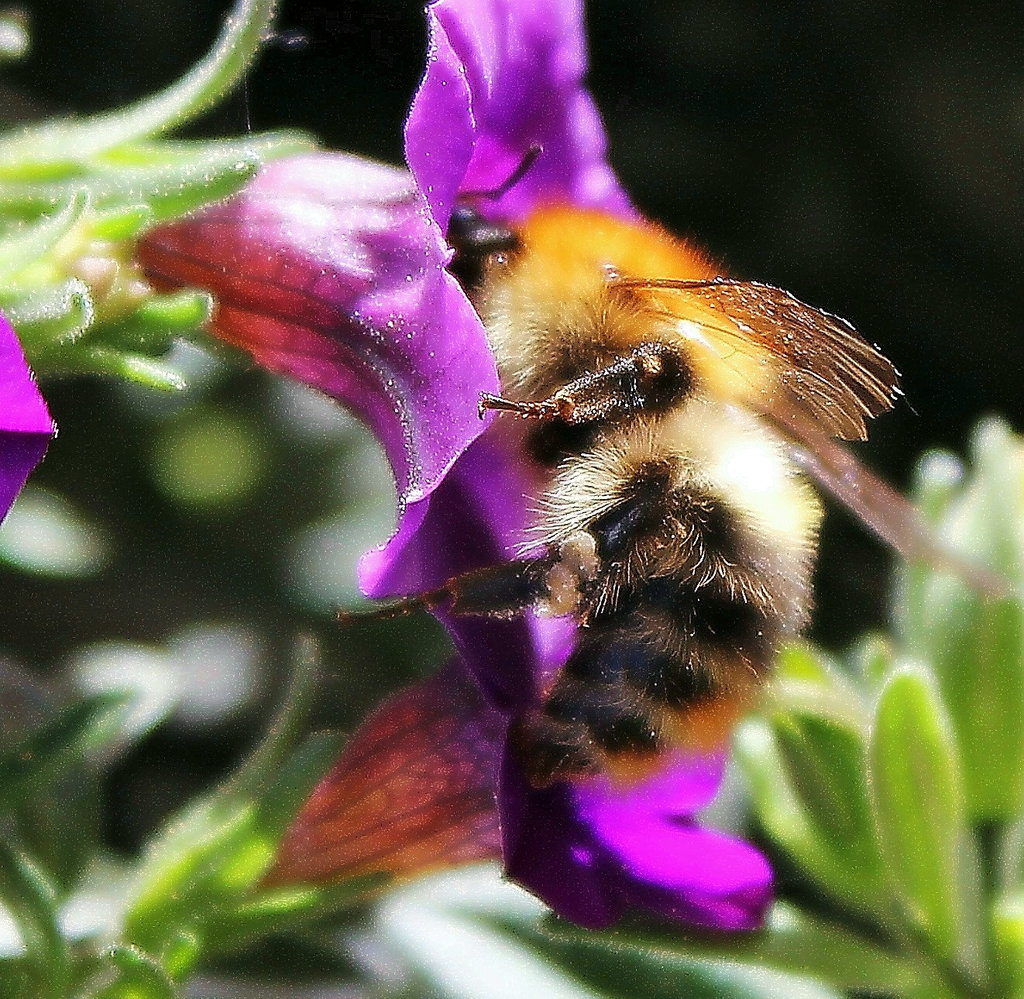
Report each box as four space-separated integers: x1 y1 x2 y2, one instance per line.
360 428 575 713
406 0 633 228
501 749 771 930
615 826 773 931
572 750 728 820
0 314 53 520
139 153 499 505
574 757 772 929
501 750 620 928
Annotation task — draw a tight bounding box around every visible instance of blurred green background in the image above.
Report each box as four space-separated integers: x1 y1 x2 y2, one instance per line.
0 0 1020 870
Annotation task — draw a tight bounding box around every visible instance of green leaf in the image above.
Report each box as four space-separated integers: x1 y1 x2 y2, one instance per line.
0 191 88 280
994 893 1024 999
85 945 177 999
869 666 985 980
734 717 893 928
0 693 131 810
122 290 213 340
199 873 385 957
0 844 71 999
895 421 1024 820
231 634 322 798
122 796 264 954
12 770 101 895
770 642 871 731
69 348 188 390
0 0 280 172
0 692 131 891
771 712 884 880
91 204 154 242
0 134 309 220
549 902 941 997
849 632 896 691
0 964 29 999
48 290 213 386
121 638 354 958
3 278 94 348
379 868 845 999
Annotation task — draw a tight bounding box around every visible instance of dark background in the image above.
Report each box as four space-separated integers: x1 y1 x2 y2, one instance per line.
2 0 1021 851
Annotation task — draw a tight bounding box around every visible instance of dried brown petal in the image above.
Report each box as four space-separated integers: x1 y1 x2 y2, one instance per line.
268 661 505 886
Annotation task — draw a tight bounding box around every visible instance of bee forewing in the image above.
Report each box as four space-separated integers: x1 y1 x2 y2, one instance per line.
767 406 1011 598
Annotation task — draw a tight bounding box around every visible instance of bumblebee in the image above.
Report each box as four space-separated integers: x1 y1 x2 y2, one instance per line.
383 192 992 789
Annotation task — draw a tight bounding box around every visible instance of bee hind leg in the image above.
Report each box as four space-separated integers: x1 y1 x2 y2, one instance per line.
338 552 558 626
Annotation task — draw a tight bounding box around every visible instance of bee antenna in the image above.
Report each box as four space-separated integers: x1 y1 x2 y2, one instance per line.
462 143 543 202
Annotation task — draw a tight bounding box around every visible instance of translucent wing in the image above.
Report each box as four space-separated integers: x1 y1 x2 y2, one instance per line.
618 277 902 441
767 405 1009 597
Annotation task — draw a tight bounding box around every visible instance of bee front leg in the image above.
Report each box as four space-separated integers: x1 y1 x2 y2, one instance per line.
479 342 690 427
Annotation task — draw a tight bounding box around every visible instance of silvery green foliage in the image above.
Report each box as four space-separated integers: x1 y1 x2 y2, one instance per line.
0 0 310 391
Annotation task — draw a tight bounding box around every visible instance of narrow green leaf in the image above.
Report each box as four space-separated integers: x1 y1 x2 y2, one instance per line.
0 0 280 172
0 844 71 999
69 347 188 391
0 963 28 999
518 925 846 999
86 945 177 999
896 421 1024 820
160 929 201 983
13 768 101 893
382 868 844 999
200 874 386 956
775 643 833 684
771 713 883 879
75 292 212 374
122 638 339 956
123 796 254 952
91 204 154 241
3 279 94 351
128 290 213 334
548 902 936 996
869 667 984 978
0 693 131 809
0 191 88 280
769 643 872 732
254 731 345 838
0 133 309 233
897 449 966 650
233 634 322 797
849 632 896 690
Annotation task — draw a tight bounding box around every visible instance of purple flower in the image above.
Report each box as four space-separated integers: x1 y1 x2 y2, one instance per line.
142 0 772 931
0 312 54 523
139 153 497 507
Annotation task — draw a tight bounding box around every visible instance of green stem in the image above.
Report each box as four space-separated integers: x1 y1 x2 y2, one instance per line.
0 0 279 171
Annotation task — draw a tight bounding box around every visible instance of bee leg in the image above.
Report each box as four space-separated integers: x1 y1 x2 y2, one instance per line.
479 342 690 426
338 553 557 625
